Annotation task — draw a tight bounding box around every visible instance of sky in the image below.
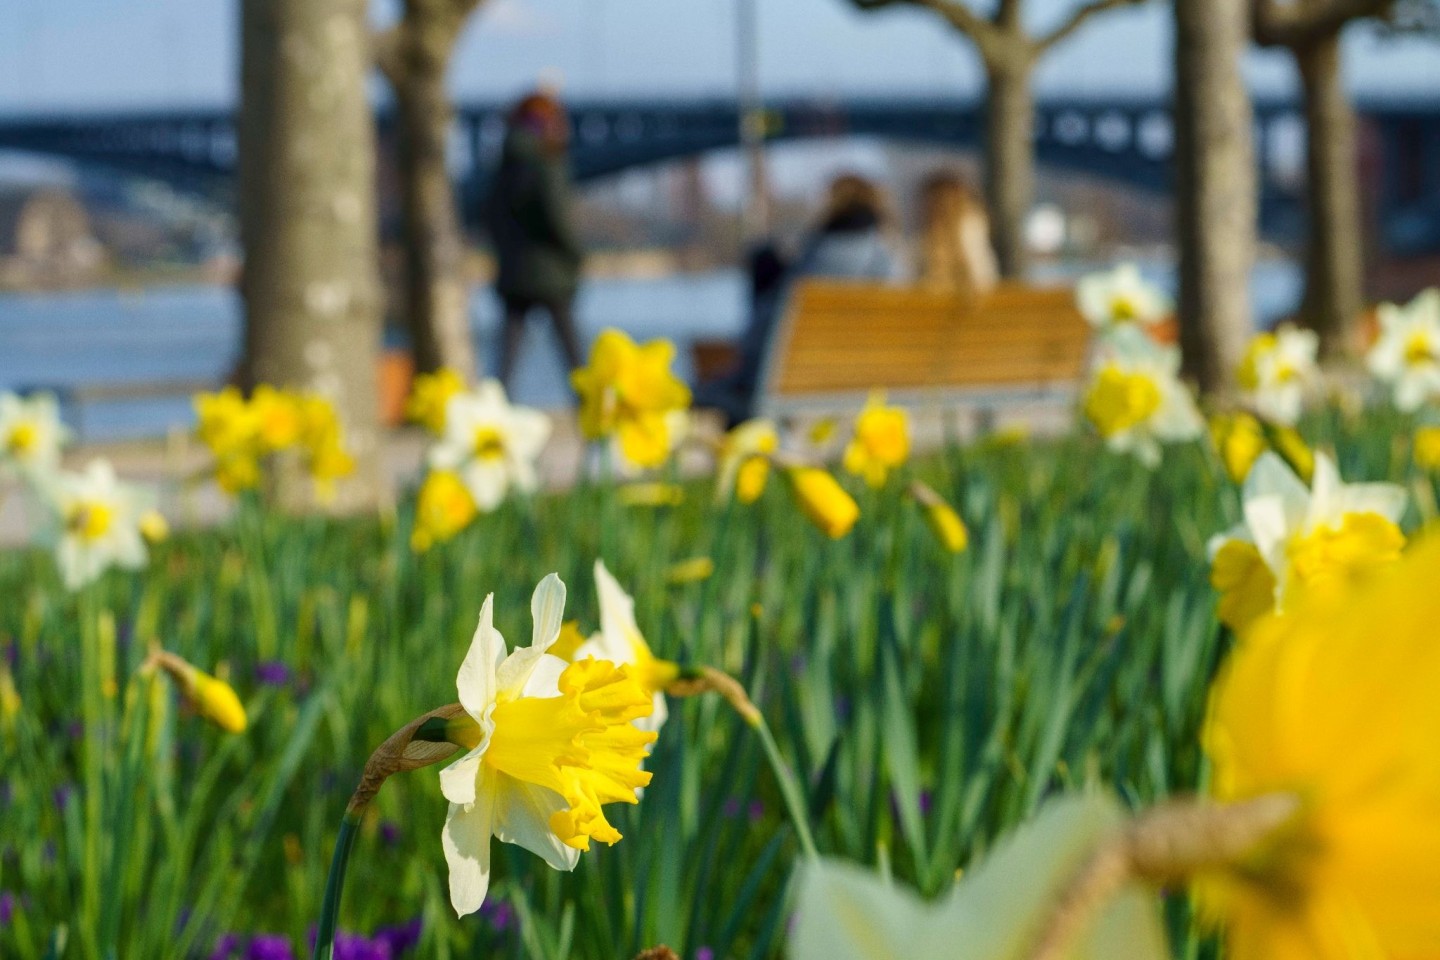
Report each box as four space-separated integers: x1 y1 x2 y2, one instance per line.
0 0 1436 114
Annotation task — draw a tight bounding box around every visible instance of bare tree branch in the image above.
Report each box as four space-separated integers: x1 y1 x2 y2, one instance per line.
1253 0 1396 46
1039 0 1149 50
847 0 997 44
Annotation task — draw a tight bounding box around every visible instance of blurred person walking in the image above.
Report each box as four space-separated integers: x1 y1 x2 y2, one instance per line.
485 91 585 390
915 171 998 303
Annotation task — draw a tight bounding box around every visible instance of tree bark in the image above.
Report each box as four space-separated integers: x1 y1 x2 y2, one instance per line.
984 54 1036 279
239 0 384 510
380 3 480 381
1173 0 1256 394
1294 31 1364 357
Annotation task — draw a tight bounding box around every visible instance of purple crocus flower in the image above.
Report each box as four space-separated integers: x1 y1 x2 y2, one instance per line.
244 934 296 960
378 821 402 848
375 917 422 955
695 948 716 960
332 932 390 960
721 796 742 819
208 934 240 960
0 891 16 927
483 900 515 933
254 661 291 687
747 800 765 824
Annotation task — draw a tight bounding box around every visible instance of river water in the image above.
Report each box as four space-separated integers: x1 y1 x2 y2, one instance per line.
0 261 1301 441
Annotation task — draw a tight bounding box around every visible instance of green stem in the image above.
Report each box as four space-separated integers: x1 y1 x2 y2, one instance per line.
750 714 819 860
311 811 361 960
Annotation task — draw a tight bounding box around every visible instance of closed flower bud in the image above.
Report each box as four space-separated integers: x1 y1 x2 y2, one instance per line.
785 467 859 539
151 650 248 734
910 481 968 553
139 509 170 544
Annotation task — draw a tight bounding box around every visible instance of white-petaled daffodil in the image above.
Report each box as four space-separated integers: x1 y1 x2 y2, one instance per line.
1208 451 1406 633
0 391 70 477
1081 330 1203 467
427 379 551 512
439 574 656 917
1367 288 1440 412
46 459 148 591
1076 263 1171 331
1235 325 1318 427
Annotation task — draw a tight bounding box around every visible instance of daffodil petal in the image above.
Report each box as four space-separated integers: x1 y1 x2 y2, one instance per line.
491 775 582 872
443 790 496 917
530 573 567 654
457 595 505 722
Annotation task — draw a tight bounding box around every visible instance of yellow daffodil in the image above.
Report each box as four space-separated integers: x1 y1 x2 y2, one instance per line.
406 368 466 435
1197 535 1440 959
1236 326 1319 427
250 385 304 453
1082 331 1203 467
1076 263 1172 330
1367 288 1440 411
1414 425 1440 472
910 481 967 553
1208 452 1406 632
46 459 149 591
571 329 691 469
0 391 70 476
194 387 256 460
214 454 262 494
1210 412 1267 485
440 575 655 915
566 560 680 736
428 379 550 511
411 469 478 553
718 419 779 504
842 393 910 488
785 467 860 539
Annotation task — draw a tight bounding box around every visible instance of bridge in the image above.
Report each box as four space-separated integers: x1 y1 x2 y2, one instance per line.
1 96 1438 250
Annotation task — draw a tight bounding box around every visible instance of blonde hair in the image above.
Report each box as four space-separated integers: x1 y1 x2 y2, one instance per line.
917 171 998 301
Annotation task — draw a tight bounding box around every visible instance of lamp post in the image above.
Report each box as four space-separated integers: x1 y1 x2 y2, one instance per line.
736 0 769 243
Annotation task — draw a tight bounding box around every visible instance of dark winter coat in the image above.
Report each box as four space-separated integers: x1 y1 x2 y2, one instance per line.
484 129 583 303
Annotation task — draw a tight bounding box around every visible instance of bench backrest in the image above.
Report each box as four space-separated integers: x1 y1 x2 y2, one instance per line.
756 280 1092 416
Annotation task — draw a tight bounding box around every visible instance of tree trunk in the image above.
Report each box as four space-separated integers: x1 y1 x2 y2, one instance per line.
239 0 384 510
1172 0 1256 394
983 56 1035 279
1294 31 1363 357
390 19 478 380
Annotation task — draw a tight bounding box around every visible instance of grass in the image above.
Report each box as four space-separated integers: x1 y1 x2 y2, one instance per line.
0 404 1425 960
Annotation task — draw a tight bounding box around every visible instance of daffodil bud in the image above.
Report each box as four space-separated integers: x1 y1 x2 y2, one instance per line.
0 664 20 729
784 467 860 539
910 482 968 553
151 650 248 734
665 556 714 584
139 509 170 544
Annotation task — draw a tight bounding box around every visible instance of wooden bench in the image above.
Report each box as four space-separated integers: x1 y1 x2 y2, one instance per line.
753 280 1093 420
